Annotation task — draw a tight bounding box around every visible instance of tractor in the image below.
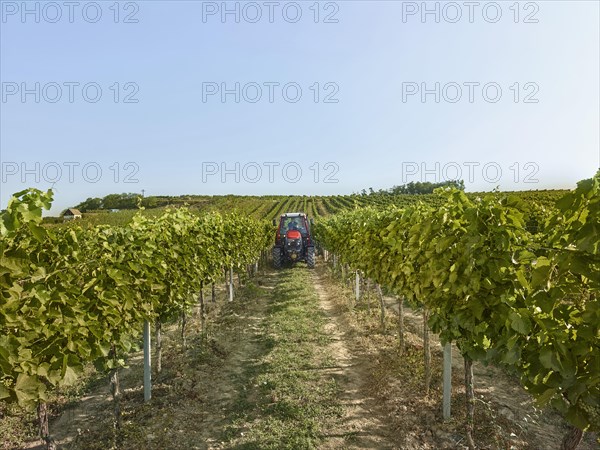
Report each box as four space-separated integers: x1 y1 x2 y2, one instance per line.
272 212 315 269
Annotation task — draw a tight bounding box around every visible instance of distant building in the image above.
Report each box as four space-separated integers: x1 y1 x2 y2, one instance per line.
63 208 82 221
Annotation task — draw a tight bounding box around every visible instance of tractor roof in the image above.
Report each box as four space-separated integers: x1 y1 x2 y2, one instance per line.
281 212 306 218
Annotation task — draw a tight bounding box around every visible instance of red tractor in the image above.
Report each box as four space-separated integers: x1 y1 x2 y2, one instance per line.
272 212 315 269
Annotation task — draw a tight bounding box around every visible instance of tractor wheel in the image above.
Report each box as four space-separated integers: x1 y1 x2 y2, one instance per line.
272 247 282 269
306 247 315 269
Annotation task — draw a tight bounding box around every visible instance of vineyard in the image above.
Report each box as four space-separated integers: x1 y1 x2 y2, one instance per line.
1 189 272 448
66 190 570 228
314 171 600 449
1 175 598 450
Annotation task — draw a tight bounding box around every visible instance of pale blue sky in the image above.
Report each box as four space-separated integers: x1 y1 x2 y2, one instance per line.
1 1 599 214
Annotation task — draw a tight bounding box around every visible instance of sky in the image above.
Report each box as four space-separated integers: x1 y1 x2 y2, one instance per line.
1 0 599 214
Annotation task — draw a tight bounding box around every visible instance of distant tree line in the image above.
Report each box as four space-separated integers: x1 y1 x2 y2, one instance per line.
76 193 165 212
75 193 220 212
74 182 465 213
359 180 465 196
76 193 140 212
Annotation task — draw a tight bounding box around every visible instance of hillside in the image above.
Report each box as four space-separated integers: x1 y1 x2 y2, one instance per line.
52 190 571 227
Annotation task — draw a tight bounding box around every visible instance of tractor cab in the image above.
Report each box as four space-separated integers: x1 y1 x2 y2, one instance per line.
279 215 308 236
272 213 315 269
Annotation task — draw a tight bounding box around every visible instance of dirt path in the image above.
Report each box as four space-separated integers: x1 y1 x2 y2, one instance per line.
20 279 273 450
195 302 269 448
14 267 597 450
314 265 600 450
380 292 599 450
22 353 145 449
312 272 397 449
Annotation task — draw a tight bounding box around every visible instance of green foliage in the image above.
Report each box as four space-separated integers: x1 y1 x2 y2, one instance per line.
0 188 53 242
513 172 600 431
0 191 271 410
314 172 600 433
387 179 465 195
75 193 140 211
68 190 567 225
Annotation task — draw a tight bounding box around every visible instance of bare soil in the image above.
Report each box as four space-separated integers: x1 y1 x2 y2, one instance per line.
13 265 598 450
20 279 271 450
313 273 397 449
316 264 598 450
383 297 598 450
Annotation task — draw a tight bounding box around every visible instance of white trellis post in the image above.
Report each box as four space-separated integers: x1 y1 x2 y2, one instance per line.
228 266 234 301
143 320 151 402
443 343 452 420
